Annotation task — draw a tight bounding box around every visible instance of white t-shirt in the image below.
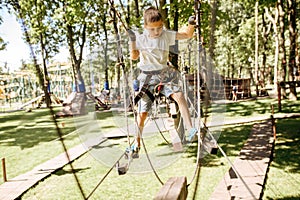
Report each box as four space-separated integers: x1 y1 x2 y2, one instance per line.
136 29 176 71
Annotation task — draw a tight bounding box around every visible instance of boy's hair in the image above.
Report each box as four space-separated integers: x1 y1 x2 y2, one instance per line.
143 7 163 25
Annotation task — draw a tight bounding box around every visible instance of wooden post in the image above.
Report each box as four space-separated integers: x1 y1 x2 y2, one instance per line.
2 158 7 182
154 177 188 200
277 82 282 112
271 104 276 140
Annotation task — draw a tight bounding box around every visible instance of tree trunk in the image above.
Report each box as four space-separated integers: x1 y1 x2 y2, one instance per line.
159 0 169 29
110 1 124 98
209 0 217 60
39 32 51 107
66 24 85 92
255 1 259 96
287 0 297 100
278 0 287 98
296 33 299 76
169 0 179 69
102 5 109 89
265 7 279 92
261 12 271 90
62 1 86 93
231 53 234 78
134 0 140 18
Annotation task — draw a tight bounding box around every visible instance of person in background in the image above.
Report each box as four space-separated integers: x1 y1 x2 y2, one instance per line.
232 84 238 101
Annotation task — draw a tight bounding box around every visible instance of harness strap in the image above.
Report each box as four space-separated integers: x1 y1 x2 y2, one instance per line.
133 74 155 105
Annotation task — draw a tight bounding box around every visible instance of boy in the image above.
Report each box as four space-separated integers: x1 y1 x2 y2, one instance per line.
128 7 197 155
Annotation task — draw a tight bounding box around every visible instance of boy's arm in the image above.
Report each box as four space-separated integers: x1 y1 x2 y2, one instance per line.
176 16 196 40
127 29 140 60
129 42 140 60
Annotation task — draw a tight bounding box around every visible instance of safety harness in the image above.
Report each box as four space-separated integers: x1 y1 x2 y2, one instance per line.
133 70 164 105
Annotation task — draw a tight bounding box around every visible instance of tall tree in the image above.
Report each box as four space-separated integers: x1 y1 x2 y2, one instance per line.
287 0 297 100
278 0 287 98
159 0 169 29
255 1 259 96
209 0 217 61
265 6 279 90
169 0 179 69
60 0 87 91
19 0 61 104
6 0 56 107
261 11 272 88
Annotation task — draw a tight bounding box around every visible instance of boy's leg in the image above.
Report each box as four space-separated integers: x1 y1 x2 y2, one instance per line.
135 112 148 147
170 91 198 142
128 112 147 159
170 92 192 130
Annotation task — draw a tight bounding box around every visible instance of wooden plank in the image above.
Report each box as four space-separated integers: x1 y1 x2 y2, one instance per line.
279 81 300 87
209 120 274 200
154 177 188 200
17 95 44 109
165 117 183 152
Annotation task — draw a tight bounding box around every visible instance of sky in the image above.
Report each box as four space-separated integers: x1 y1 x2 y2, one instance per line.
0 8 69 72
0 8 31 71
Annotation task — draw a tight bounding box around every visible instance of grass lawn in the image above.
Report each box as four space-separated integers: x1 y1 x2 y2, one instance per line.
20 123 252 200
262 118 300 200
1 96 299 199
0 108 78 184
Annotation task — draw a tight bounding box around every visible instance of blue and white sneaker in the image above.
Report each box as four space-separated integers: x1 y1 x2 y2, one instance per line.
188 128 198 142
125 144 140 159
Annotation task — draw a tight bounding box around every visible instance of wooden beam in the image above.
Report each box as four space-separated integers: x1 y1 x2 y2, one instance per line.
154 177 188 200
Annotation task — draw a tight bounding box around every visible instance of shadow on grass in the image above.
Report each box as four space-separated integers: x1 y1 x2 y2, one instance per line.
280 100 300 113
55 167 91 176
226 97 300 118
0 108 114 149
185 124 252 166
226 99 273 117
272 118 300 172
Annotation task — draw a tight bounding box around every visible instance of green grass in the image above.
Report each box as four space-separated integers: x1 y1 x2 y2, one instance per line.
0 108 77 184
1 96 300 199
262 118 300 200
20 123 252 200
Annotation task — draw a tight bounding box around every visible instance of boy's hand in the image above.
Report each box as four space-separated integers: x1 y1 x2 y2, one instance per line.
188 16 196 25
127 29 136 41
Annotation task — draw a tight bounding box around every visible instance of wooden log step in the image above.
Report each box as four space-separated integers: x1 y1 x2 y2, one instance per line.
154 176 188 200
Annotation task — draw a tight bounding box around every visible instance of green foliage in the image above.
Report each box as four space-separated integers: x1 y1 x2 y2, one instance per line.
0 37 7 51
1 0 299 87
0 5 7 51
17 0 61 58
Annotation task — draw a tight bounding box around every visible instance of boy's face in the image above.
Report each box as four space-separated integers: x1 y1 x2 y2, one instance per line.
144 20 164 38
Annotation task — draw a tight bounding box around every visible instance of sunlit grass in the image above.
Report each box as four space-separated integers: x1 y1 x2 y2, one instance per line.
0 108 77 184
263 118 300 200
20 122 252 200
